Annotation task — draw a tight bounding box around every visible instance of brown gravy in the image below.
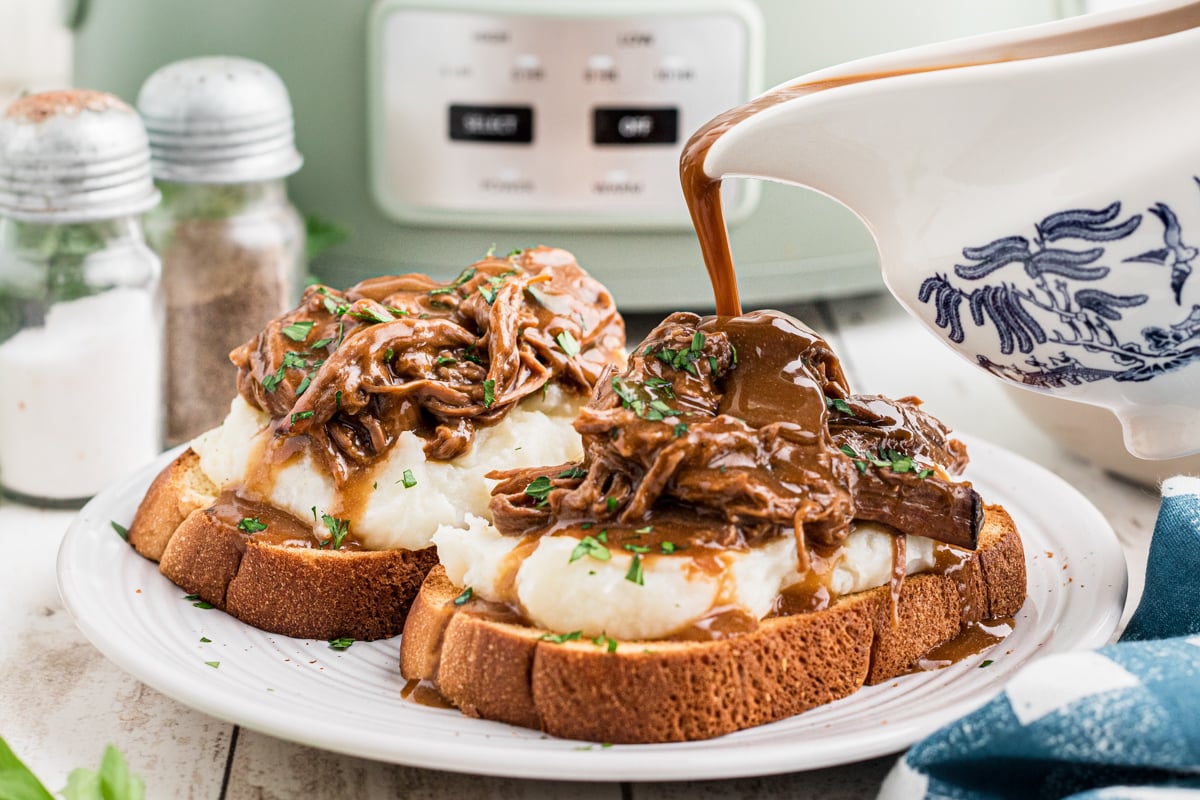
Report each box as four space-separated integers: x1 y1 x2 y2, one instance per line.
909 617 1015 673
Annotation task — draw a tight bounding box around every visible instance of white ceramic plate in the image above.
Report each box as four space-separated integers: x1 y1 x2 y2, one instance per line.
57 434 1126 781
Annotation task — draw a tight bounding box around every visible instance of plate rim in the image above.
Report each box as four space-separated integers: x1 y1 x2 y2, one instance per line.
56 433 1128 781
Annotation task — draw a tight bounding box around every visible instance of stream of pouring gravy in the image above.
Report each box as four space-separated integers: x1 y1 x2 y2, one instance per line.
681 1 1200 315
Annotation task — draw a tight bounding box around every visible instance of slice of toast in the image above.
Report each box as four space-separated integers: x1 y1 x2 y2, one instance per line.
128 448 437 641
400 505 1025 743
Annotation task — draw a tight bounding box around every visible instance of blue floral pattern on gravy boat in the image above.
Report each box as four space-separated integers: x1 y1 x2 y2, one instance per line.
918 177 1200 388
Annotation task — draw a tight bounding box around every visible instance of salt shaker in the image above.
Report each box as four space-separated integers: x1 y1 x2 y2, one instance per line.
138 57 305 446
0 90 163 507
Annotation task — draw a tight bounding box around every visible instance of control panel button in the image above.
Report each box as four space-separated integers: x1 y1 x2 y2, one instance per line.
593 107 678 145
449 104 534 144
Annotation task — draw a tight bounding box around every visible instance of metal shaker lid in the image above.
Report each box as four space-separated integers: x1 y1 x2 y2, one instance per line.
0 90 161 223
137 57 303 184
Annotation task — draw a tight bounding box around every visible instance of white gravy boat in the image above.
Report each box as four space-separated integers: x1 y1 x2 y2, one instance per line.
701 0 1200 459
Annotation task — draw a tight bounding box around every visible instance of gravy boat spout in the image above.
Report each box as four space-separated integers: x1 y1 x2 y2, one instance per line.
699 0 1200 459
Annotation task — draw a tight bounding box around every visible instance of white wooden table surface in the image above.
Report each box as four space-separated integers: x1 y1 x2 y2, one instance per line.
0 292 1161 799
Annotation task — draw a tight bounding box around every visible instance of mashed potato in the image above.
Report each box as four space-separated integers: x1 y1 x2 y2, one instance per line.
434 517 938 640
191 385 586 551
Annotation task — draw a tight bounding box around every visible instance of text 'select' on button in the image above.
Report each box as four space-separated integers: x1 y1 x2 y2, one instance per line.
593 107 679 145
449 105 534 144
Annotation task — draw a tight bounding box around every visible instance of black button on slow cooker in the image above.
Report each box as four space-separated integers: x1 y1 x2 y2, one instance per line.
448 105 534 144
593 107 679 145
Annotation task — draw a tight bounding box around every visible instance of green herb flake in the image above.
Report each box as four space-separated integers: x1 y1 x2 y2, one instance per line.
660 542 677 554
673 422 688 437
436 356 456 365
290 410 314 424
237 517 267 533
591 633 619 654
329 637 354 650
205 661 220 669
311 336 334 349
708 355 719 374
606 496 618 513
555 330 580 358
623 544 651 554
453 587 473 606
557 466 586 479
294 374 312 396
625 553 644 585
111 520 129 541
453 266 477 286
401 469 417 489
597 530 608 543
540 630 583 644
690 331 705 353
826 396 855 415
281 320 315 342
384 347 394 361
524 475 553 505
918 468 934 479
321 514 350 549
507 248 523 258
569 535 611 563
200 636 211 643
184 594 215 610
979 659 994 668
428 286 456 296
483 379 496 408
635 525 653 534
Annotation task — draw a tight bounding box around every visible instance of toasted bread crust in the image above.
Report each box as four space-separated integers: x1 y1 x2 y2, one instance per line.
128 448 217 561
401 505 1025 743
131 448 439 641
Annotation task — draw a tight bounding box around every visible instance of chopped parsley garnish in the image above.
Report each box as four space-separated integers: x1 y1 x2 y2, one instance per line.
826 396 855 415
592 633 619 654
237 517 267 533
453 587 473 606
606 496 618 513
184 594 214 610
979 659 994 668
384 347 394 361
612 375 681 422
436 356 456 365
200 636 211 643
281 320 315 342
290 410 314 424
569 535 611 563
525 476 553 506
623 544 651 554
428 286 456 296
557 466 586 479
483 379 496 408
540 630 582 644
596 530 608 543
691 331 705 352
673 422 688 438
311 336 334 349
507 248 523 258
349 304 395 324
111 521 129 541
321 514 350 549
401 469 417 489
660 542 677 554
328 637 354 650
452 266 477 286
625 553 644 585
555 330 580 358
294 375 312 396
205 661 220 669
838 443 927 477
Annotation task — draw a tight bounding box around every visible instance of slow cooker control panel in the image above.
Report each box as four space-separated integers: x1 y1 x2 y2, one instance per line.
368 1 762 229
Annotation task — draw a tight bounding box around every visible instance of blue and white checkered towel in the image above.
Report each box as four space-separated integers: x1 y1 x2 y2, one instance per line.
880 476 1200 799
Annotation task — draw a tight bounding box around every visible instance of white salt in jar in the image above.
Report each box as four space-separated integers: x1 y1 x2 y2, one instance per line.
0 90 163 506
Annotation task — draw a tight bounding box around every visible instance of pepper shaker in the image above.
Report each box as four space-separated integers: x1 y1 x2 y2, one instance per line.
0 90 164 507
138 57 305 446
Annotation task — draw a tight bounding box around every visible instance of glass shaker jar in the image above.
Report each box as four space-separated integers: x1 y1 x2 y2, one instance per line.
0 90 163 506
138 57 305 446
